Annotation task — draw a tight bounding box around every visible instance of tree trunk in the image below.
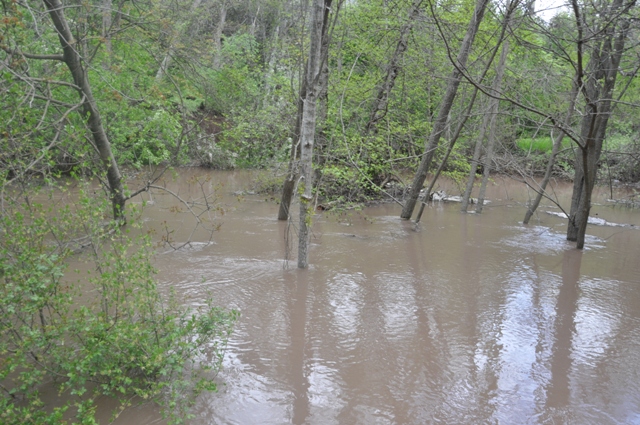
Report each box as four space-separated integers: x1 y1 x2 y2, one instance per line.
212 4 228 69
415 85 486 223
400 0 489 219
567 0 629 248
461 98 491 211
298 0 329 268
523 84 578 224
278 74 306 221
279 0 334 222
43 0 125 221
101 0 112 69
365 0 423 135
461 0 519 212
475 38 509 213
277 5 307 221
313 7 332 172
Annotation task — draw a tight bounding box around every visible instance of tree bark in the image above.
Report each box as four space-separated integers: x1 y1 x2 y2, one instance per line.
279 0 334 222
567 0 630 248
401 0 489 219
298 0 329 268
43 0 126 221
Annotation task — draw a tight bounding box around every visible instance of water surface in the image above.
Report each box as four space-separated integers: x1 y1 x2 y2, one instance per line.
111 170 640 425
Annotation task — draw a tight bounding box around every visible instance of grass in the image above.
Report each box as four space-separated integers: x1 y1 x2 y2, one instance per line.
517 134 634 154
516 137 569 153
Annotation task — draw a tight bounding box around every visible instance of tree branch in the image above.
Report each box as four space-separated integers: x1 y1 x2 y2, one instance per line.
1 46 64 61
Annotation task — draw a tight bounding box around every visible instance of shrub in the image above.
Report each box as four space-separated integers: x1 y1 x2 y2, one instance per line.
0 186 237 424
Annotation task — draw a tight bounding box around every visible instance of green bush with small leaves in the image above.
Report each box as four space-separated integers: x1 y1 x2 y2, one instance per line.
0 185 237 425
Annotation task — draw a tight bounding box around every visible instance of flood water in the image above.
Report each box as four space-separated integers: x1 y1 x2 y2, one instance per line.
108 170 640 425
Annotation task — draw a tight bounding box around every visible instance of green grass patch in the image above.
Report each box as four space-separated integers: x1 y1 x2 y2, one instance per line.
518 134 634 154
516 137 553 153
516 137 573 153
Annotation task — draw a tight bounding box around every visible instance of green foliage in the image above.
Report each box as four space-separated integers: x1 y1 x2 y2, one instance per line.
218 105 294 168
437 142 472 191
108 107 181 168
200 34 263 114
250 169 286 194
317 163 376 204
516 137 556 153
509 137 576 178
0 186 237 424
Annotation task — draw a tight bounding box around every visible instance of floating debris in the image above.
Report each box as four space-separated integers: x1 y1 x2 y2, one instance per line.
545 211 636 227
424 189 488 204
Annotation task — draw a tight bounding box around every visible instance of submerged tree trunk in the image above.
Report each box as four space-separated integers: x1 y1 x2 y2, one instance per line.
460 98 491 211
43 0 125 220
461 0 519 212
278 76 306 221
415 84 488 223
298 0 329 268
401 0 489 219
416 0 517 221
567 0 629 248
279 0 334 222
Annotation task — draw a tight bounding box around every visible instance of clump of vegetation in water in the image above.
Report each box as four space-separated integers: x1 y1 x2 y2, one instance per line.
0 186 237 425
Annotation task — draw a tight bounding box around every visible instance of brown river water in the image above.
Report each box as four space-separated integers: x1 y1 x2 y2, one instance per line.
97 169 640 425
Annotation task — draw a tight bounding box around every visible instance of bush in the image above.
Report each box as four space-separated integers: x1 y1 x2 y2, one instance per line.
218 106 293 168
0 186 237 424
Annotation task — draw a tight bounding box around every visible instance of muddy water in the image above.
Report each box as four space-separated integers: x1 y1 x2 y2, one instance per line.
111 170 640 425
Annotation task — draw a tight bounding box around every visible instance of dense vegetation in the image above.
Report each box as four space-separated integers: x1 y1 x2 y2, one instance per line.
1 0 639 420
2 0 638 198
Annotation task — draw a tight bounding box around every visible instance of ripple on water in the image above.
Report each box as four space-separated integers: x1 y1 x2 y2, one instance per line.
375 272 418 340
568 276 640 424
573 279 624 366
324 272 365 352
499 225 606 254
191 358 292 425
306 361 346 425
159 253 284 305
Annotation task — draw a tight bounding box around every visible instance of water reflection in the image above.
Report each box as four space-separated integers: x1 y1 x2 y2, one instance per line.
289 270 309 425
544 249 581 421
